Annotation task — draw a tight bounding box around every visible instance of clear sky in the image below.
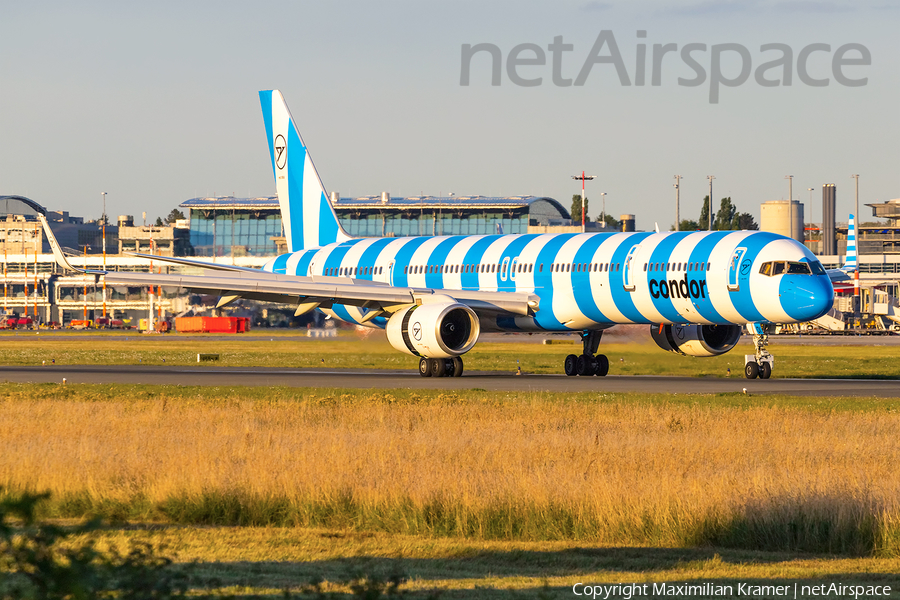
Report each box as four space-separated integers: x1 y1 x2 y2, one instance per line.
1 0 897 229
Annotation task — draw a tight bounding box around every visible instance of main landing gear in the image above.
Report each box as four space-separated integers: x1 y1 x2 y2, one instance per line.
564 330 610 377
418 356 464 378
744 322 773 379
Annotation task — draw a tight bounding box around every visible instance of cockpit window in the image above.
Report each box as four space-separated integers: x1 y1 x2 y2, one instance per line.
809 261 826 275
759 260 816 276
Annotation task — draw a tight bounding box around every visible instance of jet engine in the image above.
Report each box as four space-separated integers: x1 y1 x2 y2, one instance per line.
650 324 741 357
386 299 480 358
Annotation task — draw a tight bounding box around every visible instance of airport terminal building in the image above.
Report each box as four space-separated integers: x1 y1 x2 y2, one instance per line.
178 194 574 257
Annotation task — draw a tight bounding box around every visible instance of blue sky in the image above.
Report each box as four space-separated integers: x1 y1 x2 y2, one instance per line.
1 0 896 229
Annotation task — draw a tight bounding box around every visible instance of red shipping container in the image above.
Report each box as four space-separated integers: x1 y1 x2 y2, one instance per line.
175 316 250 333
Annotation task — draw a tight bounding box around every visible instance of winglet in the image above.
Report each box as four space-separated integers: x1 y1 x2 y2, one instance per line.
38 214 81 272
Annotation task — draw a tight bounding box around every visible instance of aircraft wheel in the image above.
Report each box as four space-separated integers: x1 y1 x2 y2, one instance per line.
745 361 759 379
595 354 609 377
759 362 772 379
429 358 445 377
418 357 431 377
576 354 595 376
450 357 464 377
564 354 578 376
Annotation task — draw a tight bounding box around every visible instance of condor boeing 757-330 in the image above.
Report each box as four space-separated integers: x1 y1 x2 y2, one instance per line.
40 90 834 379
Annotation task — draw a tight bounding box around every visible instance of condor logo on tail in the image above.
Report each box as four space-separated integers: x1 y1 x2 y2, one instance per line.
649 274 708 300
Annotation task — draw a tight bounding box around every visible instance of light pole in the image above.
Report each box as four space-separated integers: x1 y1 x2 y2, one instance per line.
707 175 715 230
807 187 814 244
600 192 607 227
101 192 107 319
571 173 596 233
785 175 793 240
674 175 682 231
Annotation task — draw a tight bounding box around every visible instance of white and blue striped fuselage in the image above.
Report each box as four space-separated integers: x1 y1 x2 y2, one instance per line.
263 229 833 331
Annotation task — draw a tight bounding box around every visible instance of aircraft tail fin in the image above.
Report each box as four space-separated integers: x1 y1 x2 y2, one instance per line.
841 214 857 272
259 90 351 252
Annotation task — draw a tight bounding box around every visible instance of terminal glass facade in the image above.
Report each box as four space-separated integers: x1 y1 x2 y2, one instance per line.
190 211 281 257
181 196 570 256
339 211 529 237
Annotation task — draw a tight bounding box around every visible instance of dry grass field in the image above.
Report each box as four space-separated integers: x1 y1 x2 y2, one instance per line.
2 330 900 378
83 526 900 598
2 383 899 558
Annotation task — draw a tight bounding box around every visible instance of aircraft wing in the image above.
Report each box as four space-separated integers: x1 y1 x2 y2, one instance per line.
95 270 539 316
124 252 262 273
40 215 539 318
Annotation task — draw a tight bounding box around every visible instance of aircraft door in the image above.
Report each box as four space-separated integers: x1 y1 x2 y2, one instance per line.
727 247 747 292
623 245 639 291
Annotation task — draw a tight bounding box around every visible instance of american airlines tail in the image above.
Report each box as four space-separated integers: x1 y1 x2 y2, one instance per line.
259 90 352 252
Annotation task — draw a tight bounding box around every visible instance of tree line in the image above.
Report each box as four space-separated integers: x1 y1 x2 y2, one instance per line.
677 195 758 231
571 194 757 231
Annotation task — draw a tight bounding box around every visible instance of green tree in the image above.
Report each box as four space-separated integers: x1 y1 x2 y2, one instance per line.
672 219 701 231
698 195 711 230
570 194 588 224
154 217 165 227
166 208 186 224
733 212 759 230
714 197 737 230
600 213 619 229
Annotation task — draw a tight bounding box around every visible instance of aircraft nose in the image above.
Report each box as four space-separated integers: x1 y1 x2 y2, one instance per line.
780 275 834 321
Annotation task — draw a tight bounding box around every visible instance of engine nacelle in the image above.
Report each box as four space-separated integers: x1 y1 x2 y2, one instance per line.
386 300 480 358
650 324 741 357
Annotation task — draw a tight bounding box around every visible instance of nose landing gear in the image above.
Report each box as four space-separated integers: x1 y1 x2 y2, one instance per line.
744 322 773 379
564 330 609 377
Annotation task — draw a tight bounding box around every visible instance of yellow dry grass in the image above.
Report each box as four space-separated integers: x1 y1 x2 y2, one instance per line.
2 390 900 553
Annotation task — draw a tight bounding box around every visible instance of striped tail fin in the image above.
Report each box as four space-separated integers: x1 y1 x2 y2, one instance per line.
259 90 351 252
842 214 857 272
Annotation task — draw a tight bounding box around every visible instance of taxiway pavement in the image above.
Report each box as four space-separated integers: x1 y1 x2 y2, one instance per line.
0 365 897 397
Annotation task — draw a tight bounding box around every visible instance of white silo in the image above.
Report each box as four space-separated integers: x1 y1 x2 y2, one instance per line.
760 200 804 241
